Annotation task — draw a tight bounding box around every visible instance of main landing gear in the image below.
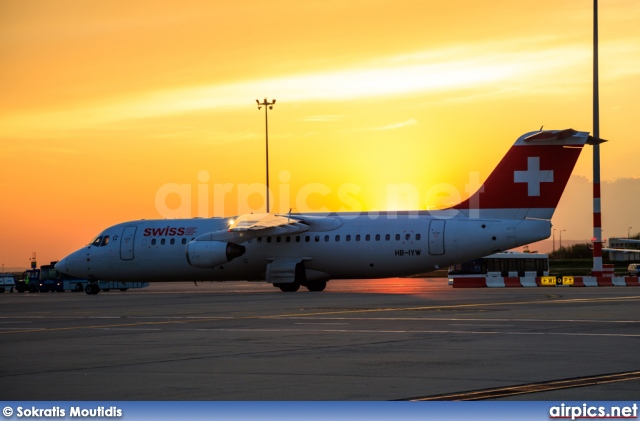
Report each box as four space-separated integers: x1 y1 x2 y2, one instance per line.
273 280 327 292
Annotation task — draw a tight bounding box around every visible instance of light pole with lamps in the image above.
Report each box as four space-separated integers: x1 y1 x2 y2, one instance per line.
628 227 633 238
559 229 566 258
256 98 276 213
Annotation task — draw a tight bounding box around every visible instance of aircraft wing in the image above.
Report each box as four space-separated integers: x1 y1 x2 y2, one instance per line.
194 213 310 244
230 213 309 232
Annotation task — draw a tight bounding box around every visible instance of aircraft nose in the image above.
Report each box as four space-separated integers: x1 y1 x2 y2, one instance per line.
55 249 89 278
54 258 67 274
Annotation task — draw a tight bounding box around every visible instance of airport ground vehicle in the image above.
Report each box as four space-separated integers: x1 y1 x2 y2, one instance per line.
628 263 640 276
0 274 16 293
448 252 550 280
16 262 148 294
16 268 41 292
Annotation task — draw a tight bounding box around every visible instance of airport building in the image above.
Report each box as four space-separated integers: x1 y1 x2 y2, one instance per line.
605 238 640 261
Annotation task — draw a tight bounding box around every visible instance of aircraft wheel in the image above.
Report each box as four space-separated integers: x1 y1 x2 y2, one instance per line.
74 283 84 292
85 283 100 295
305 281 327 292
275 282 300 292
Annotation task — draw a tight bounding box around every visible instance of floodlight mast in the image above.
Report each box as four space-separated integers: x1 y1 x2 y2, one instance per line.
256 98 276 213
592 0 603 276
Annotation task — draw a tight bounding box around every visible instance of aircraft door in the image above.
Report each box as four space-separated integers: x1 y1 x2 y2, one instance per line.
120 226 137 260
428 220 445 255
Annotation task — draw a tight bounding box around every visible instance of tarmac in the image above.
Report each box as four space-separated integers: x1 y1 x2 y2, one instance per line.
1 278 639 400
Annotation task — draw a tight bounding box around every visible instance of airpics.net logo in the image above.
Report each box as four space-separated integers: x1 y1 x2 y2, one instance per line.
154 170 484 220
549 403 638 420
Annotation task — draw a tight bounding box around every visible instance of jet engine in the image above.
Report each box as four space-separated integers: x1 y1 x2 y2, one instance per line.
186 241 246 268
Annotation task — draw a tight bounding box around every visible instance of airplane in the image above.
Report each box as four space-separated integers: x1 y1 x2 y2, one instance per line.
56 128 601 294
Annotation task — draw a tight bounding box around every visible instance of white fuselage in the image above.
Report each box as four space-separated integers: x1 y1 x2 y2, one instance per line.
57 212 550 283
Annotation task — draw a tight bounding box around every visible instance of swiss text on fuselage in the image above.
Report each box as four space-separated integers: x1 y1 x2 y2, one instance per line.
143 227 197 237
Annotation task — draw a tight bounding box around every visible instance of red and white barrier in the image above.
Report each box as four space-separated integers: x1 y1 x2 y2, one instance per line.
451 276 640 288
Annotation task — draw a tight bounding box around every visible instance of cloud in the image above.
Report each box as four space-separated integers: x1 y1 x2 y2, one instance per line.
3 38 638 138
3 50 506 136
519 175 640 252
372 118 418 131
300 115 343 122
553 175 640 240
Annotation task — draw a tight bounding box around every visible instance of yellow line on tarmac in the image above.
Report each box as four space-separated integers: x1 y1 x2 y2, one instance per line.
408 371 640 400
263 295 640 318
0 318 229 335
2 295 638 335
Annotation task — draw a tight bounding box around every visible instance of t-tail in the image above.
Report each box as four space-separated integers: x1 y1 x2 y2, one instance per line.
451 129 598 220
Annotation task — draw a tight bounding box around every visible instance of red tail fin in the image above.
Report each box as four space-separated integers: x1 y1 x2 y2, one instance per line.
452 129 590 219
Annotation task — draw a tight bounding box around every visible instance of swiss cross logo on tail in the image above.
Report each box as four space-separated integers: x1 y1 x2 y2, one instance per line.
451 129 595 219
513 156 554 196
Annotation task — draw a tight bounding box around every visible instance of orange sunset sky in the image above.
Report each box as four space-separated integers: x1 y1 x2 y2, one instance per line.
1 0 639 269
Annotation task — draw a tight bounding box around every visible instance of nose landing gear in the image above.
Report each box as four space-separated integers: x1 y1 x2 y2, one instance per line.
85 282 100 295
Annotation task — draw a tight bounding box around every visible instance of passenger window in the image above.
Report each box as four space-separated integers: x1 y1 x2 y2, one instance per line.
267 237 272 243
365 234 370 241
416 234 421 240
170 238 175 245
182 238 187 244
335 235 340 242
314 235 320 242
406 233 411 240
161 238 166 245
346 235 351 241
375 234 380 241
151 239 157 245
305 236 310 242
356 235 361 241
324 235 329 242
276 236 281 243
257 237 262 243
296 236 301 243
395 234 400 241
286 236 291 243
385 234 390 241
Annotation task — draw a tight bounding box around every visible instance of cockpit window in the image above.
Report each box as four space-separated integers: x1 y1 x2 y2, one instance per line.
89 235 110 247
